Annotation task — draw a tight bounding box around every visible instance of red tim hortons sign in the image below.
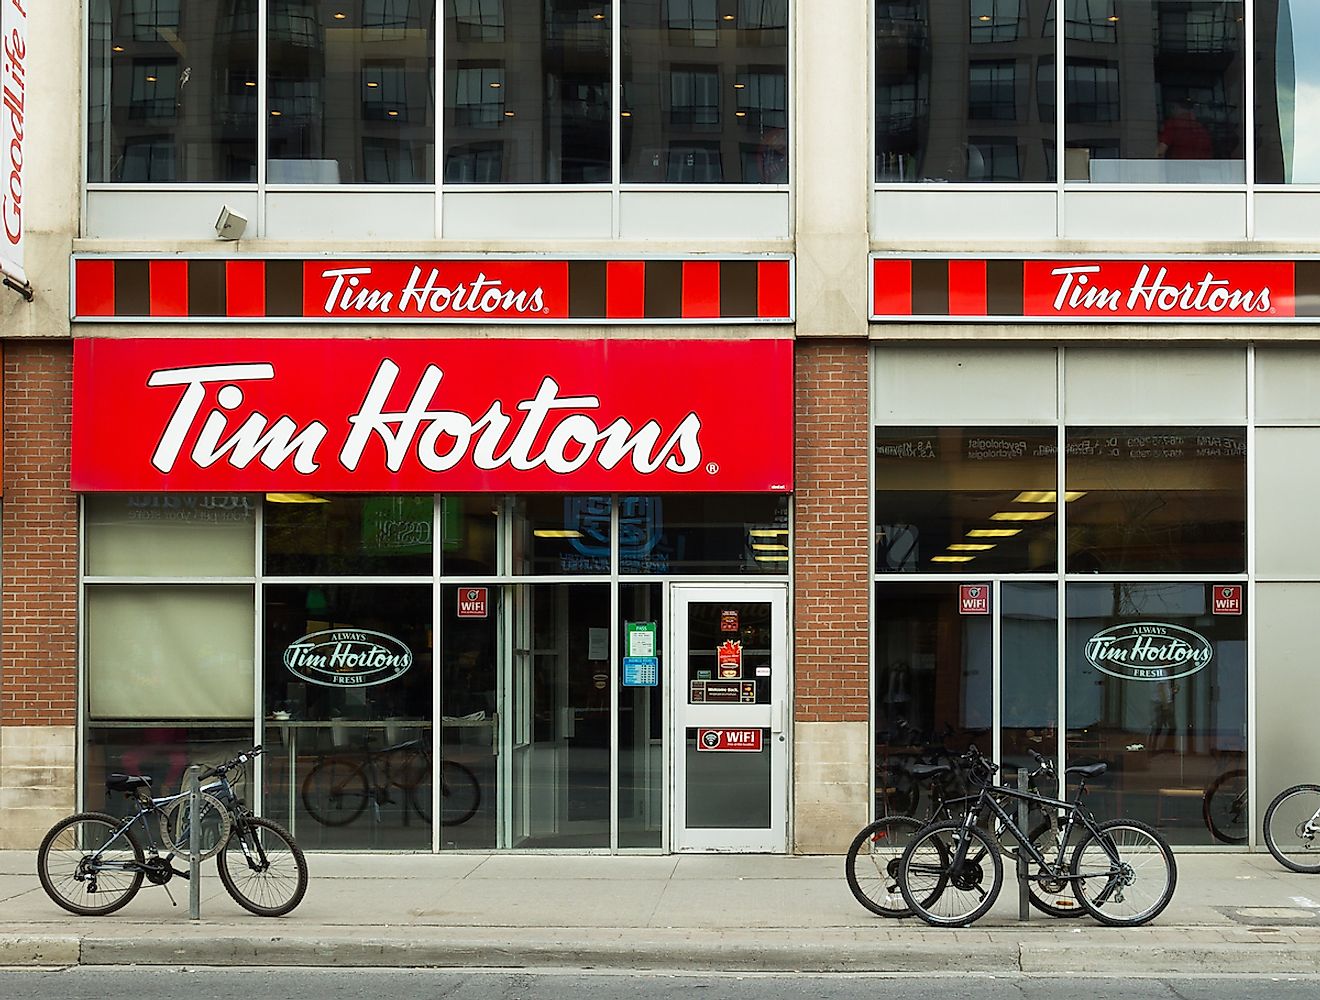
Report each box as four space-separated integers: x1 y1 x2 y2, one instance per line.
71 338 794 494
872 257 1317 322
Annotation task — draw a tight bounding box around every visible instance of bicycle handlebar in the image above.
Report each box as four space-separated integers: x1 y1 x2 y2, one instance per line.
198 744 264 781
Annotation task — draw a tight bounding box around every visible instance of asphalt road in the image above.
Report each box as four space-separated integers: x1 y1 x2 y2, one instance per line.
1 969 1318 1000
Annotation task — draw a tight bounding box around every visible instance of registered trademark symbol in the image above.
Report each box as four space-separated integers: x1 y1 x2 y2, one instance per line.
706 462 719 475
542 306 550 313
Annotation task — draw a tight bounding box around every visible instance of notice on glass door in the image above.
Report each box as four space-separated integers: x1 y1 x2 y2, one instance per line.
626 621 657 657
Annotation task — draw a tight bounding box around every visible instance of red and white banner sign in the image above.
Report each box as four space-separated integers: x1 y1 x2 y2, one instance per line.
696 729 763 752
872 257 1316 322
959 585 990 615
72 338 794 493
0 0 28 285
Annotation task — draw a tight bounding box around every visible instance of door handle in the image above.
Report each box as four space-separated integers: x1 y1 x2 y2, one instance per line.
771 699 787 735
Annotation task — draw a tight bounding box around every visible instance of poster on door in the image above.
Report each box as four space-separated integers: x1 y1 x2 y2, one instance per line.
717 639 742 678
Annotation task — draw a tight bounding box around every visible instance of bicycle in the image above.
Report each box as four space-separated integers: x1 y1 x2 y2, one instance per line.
301 734 481 828
1263 783 1320 872
895 746 1177 928
845 751 1082 919
37 745 308 917
1202 768 1248 845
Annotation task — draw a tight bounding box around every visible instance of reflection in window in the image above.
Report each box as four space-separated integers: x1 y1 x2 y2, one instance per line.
453 64 505 126
1063 0 1118 42
452 0 505 41
1256 1 1320 183
89 0 259 183
876 0 1054 182
624 0 789 183
268 0 436 184
1065 428 1246 573
1067 60 1119 123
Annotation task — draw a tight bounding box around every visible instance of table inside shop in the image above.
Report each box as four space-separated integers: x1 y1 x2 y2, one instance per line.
262 718 496 833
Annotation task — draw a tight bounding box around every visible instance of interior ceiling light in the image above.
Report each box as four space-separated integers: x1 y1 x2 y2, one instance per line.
752 543 789 551
748 528 788 537
334 11 347 19
620 110 632 117
1012 490 1088 503
488 81 501 88
593 11 605 19
948 543 995 551
991 511 1053 521
367 81 380 87
387 110 399 116
754 554 790 562
967 528 1022 538
145 75 158 82
533 529 583 538
722 13 735 20
931 555 975 563
733 82 746 89
264 493 329 503
112 45 125 52
504 111 516 117
270 109 283 116
245 80 256 87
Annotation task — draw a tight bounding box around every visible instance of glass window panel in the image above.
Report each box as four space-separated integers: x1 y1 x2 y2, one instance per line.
264 583 433 849
1255 1 1320 183
873 583 993 817
619 583 664 848
88 0 259 182
623 0 790 183
85 494 257 577
1066 0 1245 184
439 495 499 575
1064 427 1246 573
875 0 1054 183
87 585 255 719
439 584 498 847
685 727 771 827
443 0 611 184
1065 582 1246 845
511 495 611 575
1001 582 1058 775
624 494 790 575
85 725 252 816
268 0 436 184
263 494 434 576
874 427 1058 574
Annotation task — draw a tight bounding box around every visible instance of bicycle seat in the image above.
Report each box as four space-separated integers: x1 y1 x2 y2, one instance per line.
1065 763 1108 779
105 773 153 792
909 763 952 781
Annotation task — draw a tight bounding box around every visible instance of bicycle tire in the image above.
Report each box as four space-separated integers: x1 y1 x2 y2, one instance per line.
898 820 1003 928
217 816 309 917
1264 783 1320 873
1023 819 1085 918
1070 818 1177 927
301 757 370 827
438 759 481 826
1202 769 1249 846
844 815 927 918
157 790 233 861
37 812 145 916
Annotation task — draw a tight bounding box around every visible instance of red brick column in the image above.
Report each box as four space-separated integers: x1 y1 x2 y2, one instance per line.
793 339 869 724
2 340 77 725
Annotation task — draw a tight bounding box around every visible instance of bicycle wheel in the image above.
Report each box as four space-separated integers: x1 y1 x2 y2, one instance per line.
301 758 369 827
1070 818 1177 927
158 791 233 861
1203 769 1249 845
898 820 1003 928
1024 819 1084 919
37 812 145 916
1264 784 1320 873
216 816 309 917
844 815 926 917
395 747 432 825
438 759 481 826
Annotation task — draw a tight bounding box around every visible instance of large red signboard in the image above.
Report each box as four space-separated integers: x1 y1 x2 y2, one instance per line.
872 257 1316 322
72 338 793 494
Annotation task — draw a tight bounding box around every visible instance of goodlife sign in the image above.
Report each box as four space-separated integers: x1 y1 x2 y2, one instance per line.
71 338 794 493
871 257 1316 322
0 0 26 285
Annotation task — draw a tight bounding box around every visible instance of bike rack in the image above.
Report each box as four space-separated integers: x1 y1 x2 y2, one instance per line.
1016 768 1029 921
187 765 203 920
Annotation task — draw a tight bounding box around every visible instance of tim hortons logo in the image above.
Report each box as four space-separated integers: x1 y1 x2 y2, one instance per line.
145 360 704 477
1049 264 1273 315
321 266 546 316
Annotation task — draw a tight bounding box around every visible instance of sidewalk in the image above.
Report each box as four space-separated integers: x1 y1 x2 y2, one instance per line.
4 850 1320 973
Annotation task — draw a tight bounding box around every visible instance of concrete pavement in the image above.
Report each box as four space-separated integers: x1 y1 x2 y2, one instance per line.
3 851 1320 973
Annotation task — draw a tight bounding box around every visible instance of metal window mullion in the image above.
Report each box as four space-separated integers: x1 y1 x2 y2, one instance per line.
992 580 1002 772
1244 0 1255 237
1246 344 1257 850
435 0 444 236
253 500 265 820
612 0 622 234
609 496 620 853
257 0 269 234
432 495 443 853
1056 347 1067 779
1056 0 1066 237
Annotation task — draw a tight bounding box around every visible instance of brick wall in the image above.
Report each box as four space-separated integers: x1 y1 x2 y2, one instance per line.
2 340 77 725
793 340 869 724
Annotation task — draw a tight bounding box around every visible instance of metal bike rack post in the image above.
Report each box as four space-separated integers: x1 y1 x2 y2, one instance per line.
187 765 203 920
1017 767 1029 921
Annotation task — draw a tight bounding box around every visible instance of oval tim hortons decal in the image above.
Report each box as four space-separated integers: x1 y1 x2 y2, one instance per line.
283 629 414 688
1083 622 1213 682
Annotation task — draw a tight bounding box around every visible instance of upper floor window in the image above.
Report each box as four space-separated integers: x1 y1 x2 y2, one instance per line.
89 0 791 187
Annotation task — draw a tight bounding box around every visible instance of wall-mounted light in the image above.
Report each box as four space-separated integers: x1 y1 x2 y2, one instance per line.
215 205 248 240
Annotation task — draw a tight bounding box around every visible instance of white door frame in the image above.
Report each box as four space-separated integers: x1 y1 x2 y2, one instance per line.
670 583 789 853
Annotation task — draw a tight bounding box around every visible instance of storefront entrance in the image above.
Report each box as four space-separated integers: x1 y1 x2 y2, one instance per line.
671 585 788 853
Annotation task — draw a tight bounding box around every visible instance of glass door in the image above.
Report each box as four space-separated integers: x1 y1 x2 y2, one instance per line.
671 584 788 852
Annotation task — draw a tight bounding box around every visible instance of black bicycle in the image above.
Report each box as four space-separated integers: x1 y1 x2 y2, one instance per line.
895 746 1177 928
846 751 1082 919
37 745 308 917
301 735 481 828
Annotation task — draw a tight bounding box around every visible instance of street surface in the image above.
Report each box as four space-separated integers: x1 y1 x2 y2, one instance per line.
1 969 1318 1000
